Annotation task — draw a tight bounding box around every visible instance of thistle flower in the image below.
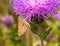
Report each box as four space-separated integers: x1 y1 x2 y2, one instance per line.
2 15 14 27
12 0 60 23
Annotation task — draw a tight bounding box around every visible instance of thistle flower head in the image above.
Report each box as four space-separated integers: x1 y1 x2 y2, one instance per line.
2 15 14 27
12 0 60 23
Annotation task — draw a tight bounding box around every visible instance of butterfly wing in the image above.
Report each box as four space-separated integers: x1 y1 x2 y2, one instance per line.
18 16 30 36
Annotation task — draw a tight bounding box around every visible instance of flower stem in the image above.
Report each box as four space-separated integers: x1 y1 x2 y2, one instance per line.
37 25 44 46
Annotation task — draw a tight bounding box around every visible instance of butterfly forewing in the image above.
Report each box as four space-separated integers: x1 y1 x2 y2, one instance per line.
18 16 30 36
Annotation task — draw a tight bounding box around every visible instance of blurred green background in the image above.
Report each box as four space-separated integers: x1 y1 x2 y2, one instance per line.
0 0 60 46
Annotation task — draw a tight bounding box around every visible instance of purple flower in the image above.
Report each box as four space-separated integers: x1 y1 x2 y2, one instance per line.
12 0 60 23
2 15 14 27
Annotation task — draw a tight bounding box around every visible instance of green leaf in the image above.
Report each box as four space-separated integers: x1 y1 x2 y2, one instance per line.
42 27 52 41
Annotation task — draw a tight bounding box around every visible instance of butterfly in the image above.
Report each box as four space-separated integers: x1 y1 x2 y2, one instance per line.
18 16 31 36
